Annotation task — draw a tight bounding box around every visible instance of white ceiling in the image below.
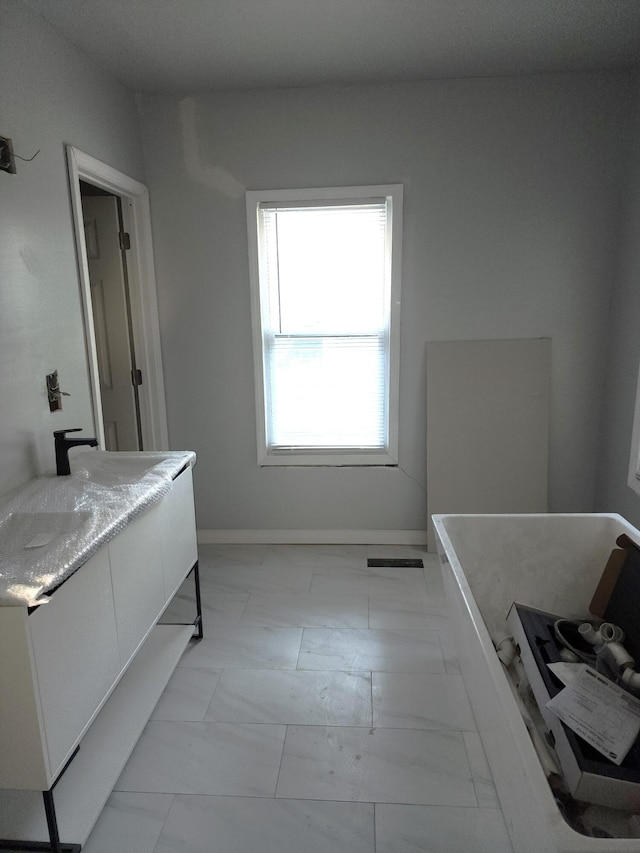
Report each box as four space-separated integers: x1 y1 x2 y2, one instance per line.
24 0 640 94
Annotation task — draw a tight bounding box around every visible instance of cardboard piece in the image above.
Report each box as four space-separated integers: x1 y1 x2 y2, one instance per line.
602 544 640 664
590 547 628 618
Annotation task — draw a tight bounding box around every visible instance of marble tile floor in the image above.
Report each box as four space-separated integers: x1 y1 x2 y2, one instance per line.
82 544 513 853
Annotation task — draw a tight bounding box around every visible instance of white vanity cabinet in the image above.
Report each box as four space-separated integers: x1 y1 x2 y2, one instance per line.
0 463 198 849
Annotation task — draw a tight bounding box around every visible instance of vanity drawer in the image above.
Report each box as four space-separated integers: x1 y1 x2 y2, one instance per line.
29 548 120 779
158 465 198 599
108 505 165 667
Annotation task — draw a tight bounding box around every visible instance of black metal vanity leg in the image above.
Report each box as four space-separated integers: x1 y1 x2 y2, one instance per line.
42 790 63 853
0 755 82 852
0 841 80 852
193 560 204 639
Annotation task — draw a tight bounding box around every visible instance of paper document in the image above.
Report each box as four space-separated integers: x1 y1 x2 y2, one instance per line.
547 662 582 687
545 665 640 765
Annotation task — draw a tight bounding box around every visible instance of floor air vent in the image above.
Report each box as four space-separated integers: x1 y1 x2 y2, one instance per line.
367 558 424 568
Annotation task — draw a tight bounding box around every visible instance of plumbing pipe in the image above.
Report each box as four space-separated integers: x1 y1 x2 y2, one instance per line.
577 623 600 645
561 620 640 694
501 658 560 778
600 623 626 644
495 635 517 667
621 668 640 694
599 641 635 673
578 621 625 646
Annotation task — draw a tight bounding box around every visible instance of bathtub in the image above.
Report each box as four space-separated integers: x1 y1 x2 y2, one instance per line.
432 513 640 853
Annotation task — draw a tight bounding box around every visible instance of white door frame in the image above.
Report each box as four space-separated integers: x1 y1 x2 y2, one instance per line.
66 146 169 451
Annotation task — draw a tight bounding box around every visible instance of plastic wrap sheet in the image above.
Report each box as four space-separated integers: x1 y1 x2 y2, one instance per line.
0 451 196 607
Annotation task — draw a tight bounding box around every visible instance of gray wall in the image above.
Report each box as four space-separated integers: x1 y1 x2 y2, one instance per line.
0 0 145 495
1 4 635 536
138 72 630 533
596 73 640 526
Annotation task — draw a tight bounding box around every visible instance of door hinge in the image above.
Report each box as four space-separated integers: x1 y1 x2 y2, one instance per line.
131 368 143 387
119 231 131 251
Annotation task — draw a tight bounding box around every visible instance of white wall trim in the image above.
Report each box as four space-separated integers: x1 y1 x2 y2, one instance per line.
246 184 403 467
197 529 428 545
66 146 169 451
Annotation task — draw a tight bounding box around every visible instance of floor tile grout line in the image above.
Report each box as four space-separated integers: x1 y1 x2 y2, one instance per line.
112 788 487 809
370 668 375 729
272 723 289 800
294 626 304 670
373 800 377 853
201 665 226 722
136 720 481 735
149 793 175 853
236 591 251 623
139 720 480 734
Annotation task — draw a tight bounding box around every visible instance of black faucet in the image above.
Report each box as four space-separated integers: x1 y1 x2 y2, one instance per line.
54 428 99 475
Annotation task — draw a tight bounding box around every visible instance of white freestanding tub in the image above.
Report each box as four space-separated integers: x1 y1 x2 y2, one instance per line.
432 513 640 853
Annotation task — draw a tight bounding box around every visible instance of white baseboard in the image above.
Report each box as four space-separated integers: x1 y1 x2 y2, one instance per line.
197 529 429 546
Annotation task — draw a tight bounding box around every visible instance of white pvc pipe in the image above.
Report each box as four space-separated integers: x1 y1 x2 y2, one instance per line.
602 641 635 672
578 623 600 645
621 668 640 693
578 621 625 646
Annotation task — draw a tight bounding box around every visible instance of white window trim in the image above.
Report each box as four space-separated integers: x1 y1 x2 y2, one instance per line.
628 361 640 496
246 184 403 467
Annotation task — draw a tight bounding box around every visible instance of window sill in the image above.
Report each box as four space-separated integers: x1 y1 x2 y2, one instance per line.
258 449 398 467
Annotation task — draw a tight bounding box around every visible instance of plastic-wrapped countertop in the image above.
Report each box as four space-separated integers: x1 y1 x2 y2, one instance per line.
0 450 196 607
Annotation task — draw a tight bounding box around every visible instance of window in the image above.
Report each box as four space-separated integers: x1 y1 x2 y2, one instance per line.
246 185 402 466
